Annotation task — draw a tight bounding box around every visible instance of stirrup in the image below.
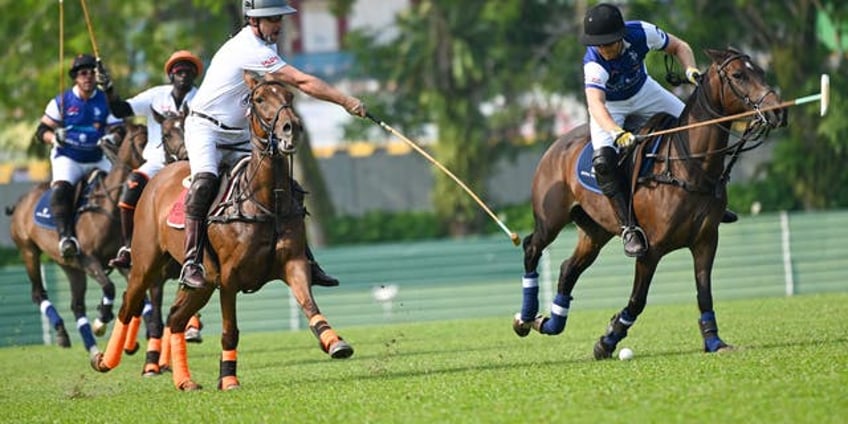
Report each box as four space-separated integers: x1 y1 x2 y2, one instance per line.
179 260 207 289
620 226 647 258
108 246 132 268
58 236 80 258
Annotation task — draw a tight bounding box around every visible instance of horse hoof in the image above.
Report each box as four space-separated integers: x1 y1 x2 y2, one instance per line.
142 364 161 377
92 319 108 337
185 327 203 344
218 376 240 391
55 326 71 348
158 365 172 374
593 338 614 360
90 353 110 373
512 313 533 337
177 380 202 391
124 342 140 356
328 340 354 359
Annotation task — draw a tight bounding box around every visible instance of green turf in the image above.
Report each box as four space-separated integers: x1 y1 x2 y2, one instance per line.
1 293 845 423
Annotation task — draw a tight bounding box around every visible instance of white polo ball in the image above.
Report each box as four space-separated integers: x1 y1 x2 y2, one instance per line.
618 347 634 361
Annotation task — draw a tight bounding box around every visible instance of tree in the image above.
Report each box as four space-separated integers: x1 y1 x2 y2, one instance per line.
347 0 579 235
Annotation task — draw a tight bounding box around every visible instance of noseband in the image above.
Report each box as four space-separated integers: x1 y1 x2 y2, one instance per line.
247 81 295 156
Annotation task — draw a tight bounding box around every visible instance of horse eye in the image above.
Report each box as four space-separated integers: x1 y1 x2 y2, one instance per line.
732 71 747 80
255 97 264 104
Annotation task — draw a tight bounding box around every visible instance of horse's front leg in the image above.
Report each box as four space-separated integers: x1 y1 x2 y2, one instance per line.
691 234 732 353
62 265 101 359
217 286 240 390
78 256 116 337
167 285 215 391
142 281 166 376
285 257 353 359
593 255 659 360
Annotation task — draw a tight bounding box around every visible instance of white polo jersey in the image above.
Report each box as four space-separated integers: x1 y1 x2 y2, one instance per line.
127 84 197 165
189 26 287 139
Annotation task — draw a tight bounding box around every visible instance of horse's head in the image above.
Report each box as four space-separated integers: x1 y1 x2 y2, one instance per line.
152 106 188 164
244 71 301 155
703 48 787 128
100 123 146 169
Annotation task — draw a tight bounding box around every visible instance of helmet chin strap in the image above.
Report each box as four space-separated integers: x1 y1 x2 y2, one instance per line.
249 19 276 44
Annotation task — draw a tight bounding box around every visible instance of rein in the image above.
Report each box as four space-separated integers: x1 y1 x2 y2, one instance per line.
639 53 778 195
208 80 302 226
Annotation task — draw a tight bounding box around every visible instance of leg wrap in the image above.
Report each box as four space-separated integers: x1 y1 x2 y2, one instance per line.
118 171 148 210
520 272 540 322
699 311 726 352
540 293 572 335
602 308 635 346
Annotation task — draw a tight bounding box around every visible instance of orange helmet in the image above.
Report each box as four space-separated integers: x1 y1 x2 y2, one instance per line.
164 50 203 76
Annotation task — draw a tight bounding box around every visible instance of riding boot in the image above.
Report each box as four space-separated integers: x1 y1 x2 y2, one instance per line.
108 207 134 268
306 245 340 287
110 171 147 269
592 147 647 258
179 172 219 290
721 209 738 223
49 181 79 258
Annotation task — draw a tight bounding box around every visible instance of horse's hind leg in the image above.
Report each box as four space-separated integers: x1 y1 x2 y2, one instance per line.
593 256 660 360
691 235 732 353
514 207 572 336
79 257 116 337
535 224 612 336
19 244 71 348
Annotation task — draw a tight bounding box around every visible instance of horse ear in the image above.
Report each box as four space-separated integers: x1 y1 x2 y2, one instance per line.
151 106 166 124
243 70 263 89
704 48 725 64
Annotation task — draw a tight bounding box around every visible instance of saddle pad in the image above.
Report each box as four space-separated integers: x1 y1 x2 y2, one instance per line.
33 190 57 230
166 189 188 229
575 139 665 195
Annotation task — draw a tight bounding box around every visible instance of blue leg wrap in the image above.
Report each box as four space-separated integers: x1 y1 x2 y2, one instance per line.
602 308 635 346
699 311 725 352
77 317 97 351
541 293 572 335
40 300 64 327
520 272 539 322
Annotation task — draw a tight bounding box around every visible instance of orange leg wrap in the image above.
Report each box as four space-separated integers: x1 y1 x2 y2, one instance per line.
143 338 161 375
221 350 237 362
159 327 172 368
124 316 141 353
187 314 201 330
101 319 128 370
170 332 192 389
319 329 341 350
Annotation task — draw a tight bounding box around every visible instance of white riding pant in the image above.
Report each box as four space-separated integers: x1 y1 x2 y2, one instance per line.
184 115 251 177
589 77 685 150
50 147 111 184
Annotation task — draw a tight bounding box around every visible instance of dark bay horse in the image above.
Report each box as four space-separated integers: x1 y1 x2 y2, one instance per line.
92 72 353 391
513 48 786 358
6 123 146 357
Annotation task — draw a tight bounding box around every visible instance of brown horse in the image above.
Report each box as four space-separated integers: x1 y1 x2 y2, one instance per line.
6 123 146 357
513 48 787 358
151 106 189 164
92 72 353 391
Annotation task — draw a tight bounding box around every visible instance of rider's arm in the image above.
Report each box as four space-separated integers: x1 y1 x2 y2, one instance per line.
585 87 620 135
664 33 698 71
270 65 363 116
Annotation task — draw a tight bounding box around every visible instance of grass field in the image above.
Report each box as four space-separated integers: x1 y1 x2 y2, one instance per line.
1 293 845 423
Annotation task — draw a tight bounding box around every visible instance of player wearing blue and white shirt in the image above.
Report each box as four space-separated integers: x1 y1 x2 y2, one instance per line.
580 3 700 258
178 0 367 290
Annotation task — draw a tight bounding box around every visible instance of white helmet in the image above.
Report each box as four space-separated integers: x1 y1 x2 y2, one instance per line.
243 0 297 18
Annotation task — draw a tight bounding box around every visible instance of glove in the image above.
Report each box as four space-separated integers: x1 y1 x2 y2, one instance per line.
613 129 635 148
53 128 67 147
96 59 113 92
345 98 367 118
685 66 701 85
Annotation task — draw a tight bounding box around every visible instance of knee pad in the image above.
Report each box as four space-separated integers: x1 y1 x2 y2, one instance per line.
118 171 149 209
185 172 219 218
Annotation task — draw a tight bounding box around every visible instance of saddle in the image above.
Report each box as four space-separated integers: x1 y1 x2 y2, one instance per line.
33 169 107 230
576 113 677 195
166 157 306 229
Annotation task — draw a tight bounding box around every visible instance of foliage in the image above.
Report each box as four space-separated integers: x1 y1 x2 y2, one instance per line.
0 294 846 422
326 210 446 245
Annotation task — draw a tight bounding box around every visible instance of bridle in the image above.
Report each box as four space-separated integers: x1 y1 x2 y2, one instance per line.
247 80 297 157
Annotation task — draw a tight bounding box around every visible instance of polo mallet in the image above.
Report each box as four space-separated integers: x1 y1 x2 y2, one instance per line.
366 113 521 246
58 0 65 117
79 0 101 59
638 74 831 140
